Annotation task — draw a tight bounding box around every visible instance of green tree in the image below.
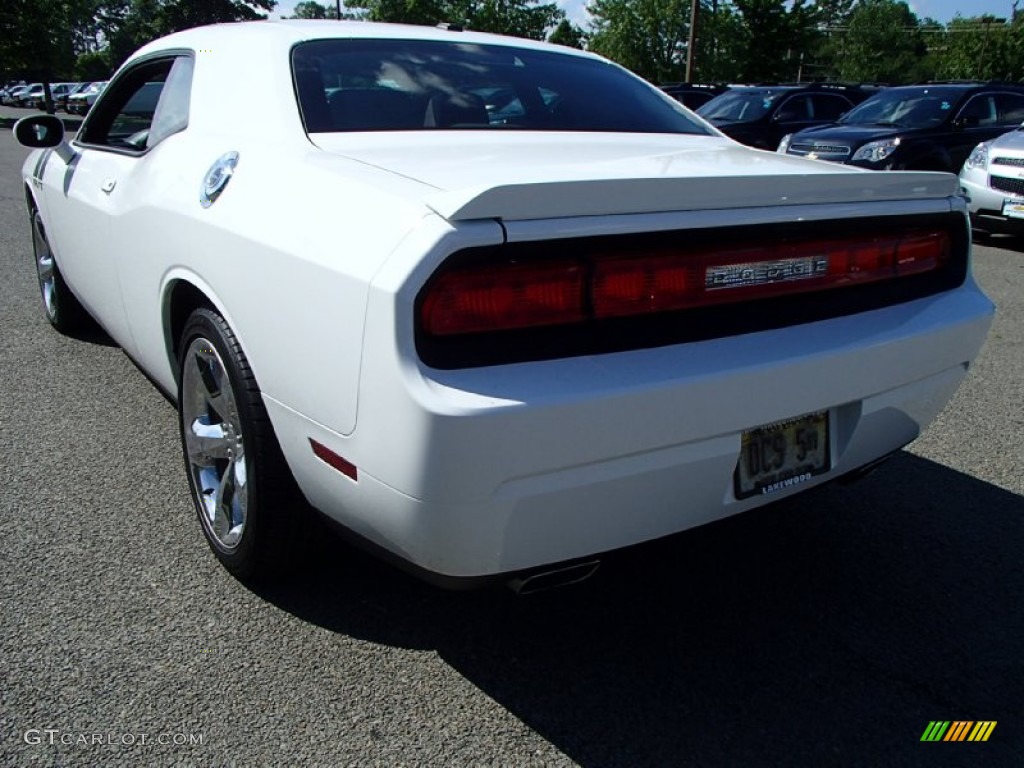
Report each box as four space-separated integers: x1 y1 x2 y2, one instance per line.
99 0 277 71
588 0 692 82
814 0 855 27
156 0 277 31
460 0 562 38
728 0 819 82
75 51 114 80
547 18 585 48
102 0 163 70
797 0 854 80
290 0 334 17
353 0 445 26
830 0 927 83
353 0 561 38
0 0 93 104
587 0 825 85
695 2 747 82
932 15 1022 81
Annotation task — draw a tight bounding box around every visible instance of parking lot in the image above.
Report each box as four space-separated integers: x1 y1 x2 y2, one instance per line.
0 127 1021 766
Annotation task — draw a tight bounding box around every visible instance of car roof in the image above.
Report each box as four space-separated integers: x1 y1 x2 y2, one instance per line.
887 84 973 91
885 82 1024 93
133 19 605 63
726 86 801 94
122 20 625 145
722 84 871 96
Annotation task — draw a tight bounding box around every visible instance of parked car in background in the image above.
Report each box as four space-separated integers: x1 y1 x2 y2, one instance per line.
12 83 44 107
1 84 30 105
660 83 729 111
66 81 107 115
56 82 90 112
15 21 992 590
697 83 876 150
959 123 1024 235
779 82 1024 172
32 82 78 110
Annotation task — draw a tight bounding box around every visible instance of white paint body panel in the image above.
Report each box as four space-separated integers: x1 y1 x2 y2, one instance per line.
310 132 958 220
20 21 994 579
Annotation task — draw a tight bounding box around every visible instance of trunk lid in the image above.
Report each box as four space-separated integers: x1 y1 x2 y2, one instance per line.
311 131 958 221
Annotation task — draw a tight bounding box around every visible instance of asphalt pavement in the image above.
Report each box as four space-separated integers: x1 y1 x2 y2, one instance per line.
1 129 1022 767
0 104 83 131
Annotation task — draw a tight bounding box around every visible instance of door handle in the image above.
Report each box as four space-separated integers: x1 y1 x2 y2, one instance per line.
101 177 117 194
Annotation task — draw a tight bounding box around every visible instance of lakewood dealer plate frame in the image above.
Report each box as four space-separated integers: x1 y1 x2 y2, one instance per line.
735 411 831 499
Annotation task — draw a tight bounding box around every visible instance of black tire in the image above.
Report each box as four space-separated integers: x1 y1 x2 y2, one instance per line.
177 307 297 581
30 206 89 334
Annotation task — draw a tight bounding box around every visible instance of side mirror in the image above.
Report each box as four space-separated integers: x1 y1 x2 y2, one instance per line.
14 114 65 148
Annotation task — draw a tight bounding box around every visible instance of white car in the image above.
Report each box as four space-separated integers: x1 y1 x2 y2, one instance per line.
16 21 993 590
13 82 44 107
1 84 29 105
65 81 107 115
960 125 1024 235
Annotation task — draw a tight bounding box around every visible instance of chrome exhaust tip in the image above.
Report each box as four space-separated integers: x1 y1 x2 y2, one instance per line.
507 560 600 595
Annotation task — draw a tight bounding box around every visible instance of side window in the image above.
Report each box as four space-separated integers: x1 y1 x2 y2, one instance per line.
994 93 1024 125
148 56 194 146
957 95 996 127
811 95 851 121
775 96 810 122
79 55 192 152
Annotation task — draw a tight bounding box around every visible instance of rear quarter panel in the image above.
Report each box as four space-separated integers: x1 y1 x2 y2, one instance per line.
115 129 432 436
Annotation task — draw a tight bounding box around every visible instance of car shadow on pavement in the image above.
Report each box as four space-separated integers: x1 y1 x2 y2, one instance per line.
974 232 1024 253
62 317 118 347
257 451 1024 766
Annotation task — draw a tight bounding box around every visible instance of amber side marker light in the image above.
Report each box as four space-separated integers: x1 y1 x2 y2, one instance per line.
420 230 951 336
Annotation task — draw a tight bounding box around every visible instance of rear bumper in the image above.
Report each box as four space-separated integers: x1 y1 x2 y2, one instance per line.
267 282 993 579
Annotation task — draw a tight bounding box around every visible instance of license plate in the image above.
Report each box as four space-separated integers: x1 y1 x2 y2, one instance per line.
734 412 830 499
1002 199 1024 219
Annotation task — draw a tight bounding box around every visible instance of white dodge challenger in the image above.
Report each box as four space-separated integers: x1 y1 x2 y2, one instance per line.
16 21 994 590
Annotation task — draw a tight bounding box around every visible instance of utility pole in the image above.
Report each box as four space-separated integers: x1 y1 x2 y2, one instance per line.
336 0 342 19
711 0 718 78
685 0 699 83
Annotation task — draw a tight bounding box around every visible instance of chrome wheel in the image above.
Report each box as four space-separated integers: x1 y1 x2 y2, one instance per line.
28 206 87 333
178 307 299 580
181 336 248 550
31 210 57 320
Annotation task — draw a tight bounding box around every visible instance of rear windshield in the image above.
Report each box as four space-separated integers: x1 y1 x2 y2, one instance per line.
291 38 712 135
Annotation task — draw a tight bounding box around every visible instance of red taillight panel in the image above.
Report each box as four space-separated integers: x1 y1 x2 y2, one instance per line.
895 231 949 275
421 260 585 336
593 254 691 319
420 229 952 337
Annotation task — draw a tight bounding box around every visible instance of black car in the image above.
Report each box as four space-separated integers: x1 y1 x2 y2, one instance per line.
779 82 1024 172
660 83 728 111
696 84 876 150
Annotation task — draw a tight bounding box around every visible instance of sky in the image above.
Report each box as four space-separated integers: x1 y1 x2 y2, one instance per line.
270 0 1018 29
910 0 1016 22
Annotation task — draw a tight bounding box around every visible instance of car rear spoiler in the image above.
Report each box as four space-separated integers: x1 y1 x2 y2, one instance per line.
424 171 959 222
